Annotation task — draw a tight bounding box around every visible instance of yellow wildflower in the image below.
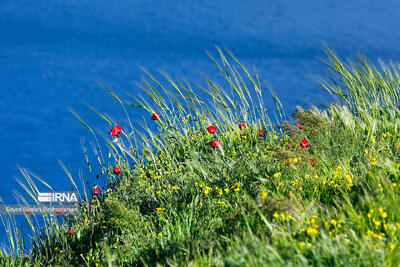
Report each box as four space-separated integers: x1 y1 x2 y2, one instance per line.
260 192 268 200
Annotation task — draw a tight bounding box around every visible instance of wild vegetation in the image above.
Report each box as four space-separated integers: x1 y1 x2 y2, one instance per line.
1 48 400 266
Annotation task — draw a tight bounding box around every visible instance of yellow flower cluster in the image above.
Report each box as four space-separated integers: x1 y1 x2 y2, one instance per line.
322 164 353 190
259 191 268 199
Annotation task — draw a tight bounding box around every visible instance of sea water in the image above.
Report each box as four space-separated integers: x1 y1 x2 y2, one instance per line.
1 0 400 248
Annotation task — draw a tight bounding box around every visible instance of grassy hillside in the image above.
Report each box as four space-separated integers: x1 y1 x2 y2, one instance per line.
2 48 400 266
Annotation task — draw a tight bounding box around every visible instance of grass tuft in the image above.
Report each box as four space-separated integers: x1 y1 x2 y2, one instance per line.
2 48 400 266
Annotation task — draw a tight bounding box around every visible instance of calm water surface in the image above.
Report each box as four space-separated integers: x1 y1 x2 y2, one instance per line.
1 0 400 246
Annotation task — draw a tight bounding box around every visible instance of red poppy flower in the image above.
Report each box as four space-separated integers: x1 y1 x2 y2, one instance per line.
151 112 160 120
258 130 263 136
25 207 31 215
239 123 247 129
209 140 222 148
55 206 66 214
68 229 73 236
109 125 122 137
207 126 217 134
296 123 302 129
93 187 99 195
300 138 310 148
113 167 121 175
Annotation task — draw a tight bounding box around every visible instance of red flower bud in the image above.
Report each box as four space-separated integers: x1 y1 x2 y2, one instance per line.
108 125 122 137
209 140 222 148
258 130 263 136
300 138 310 148
151 112 160 120
207 126 217 133
55 206 66 214
68 229 73 236
113 167 121 175
296 123 302 129
93 187 99 195
239 123 247 129
25 207 32 215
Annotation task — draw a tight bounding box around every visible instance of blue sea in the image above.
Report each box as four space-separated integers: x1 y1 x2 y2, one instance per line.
1 0 400 248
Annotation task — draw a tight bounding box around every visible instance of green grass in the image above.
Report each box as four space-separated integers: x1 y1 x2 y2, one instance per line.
2 47 400 266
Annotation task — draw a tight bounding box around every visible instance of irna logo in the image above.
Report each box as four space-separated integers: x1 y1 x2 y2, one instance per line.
38 192 79 203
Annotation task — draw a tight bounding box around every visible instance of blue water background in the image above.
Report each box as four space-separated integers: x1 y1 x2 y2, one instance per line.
1 0 400 248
